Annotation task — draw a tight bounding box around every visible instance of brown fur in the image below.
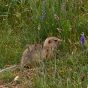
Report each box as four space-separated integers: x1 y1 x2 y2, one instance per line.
21 37 62 68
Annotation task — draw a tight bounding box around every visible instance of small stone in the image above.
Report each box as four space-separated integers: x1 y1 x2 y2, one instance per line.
14 76 19 82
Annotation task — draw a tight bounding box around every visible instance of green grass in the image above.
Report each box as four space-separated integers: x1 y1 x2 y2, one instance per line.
0 0 88 87
0 71 15 83
34 49 88 88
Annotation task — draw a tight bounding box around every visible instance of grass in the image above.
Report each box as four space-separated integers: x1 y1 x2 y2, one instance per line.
34 49 88 88
0 0 88 87
0 71 15 83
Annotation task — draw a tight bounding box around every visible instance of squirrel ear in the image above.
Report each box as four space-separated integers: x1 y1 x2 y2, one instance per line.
48 40 51 44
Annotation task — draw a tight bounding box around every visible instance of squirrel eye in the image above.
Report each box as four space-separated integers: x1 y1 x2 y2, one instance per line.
54 40 58 42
